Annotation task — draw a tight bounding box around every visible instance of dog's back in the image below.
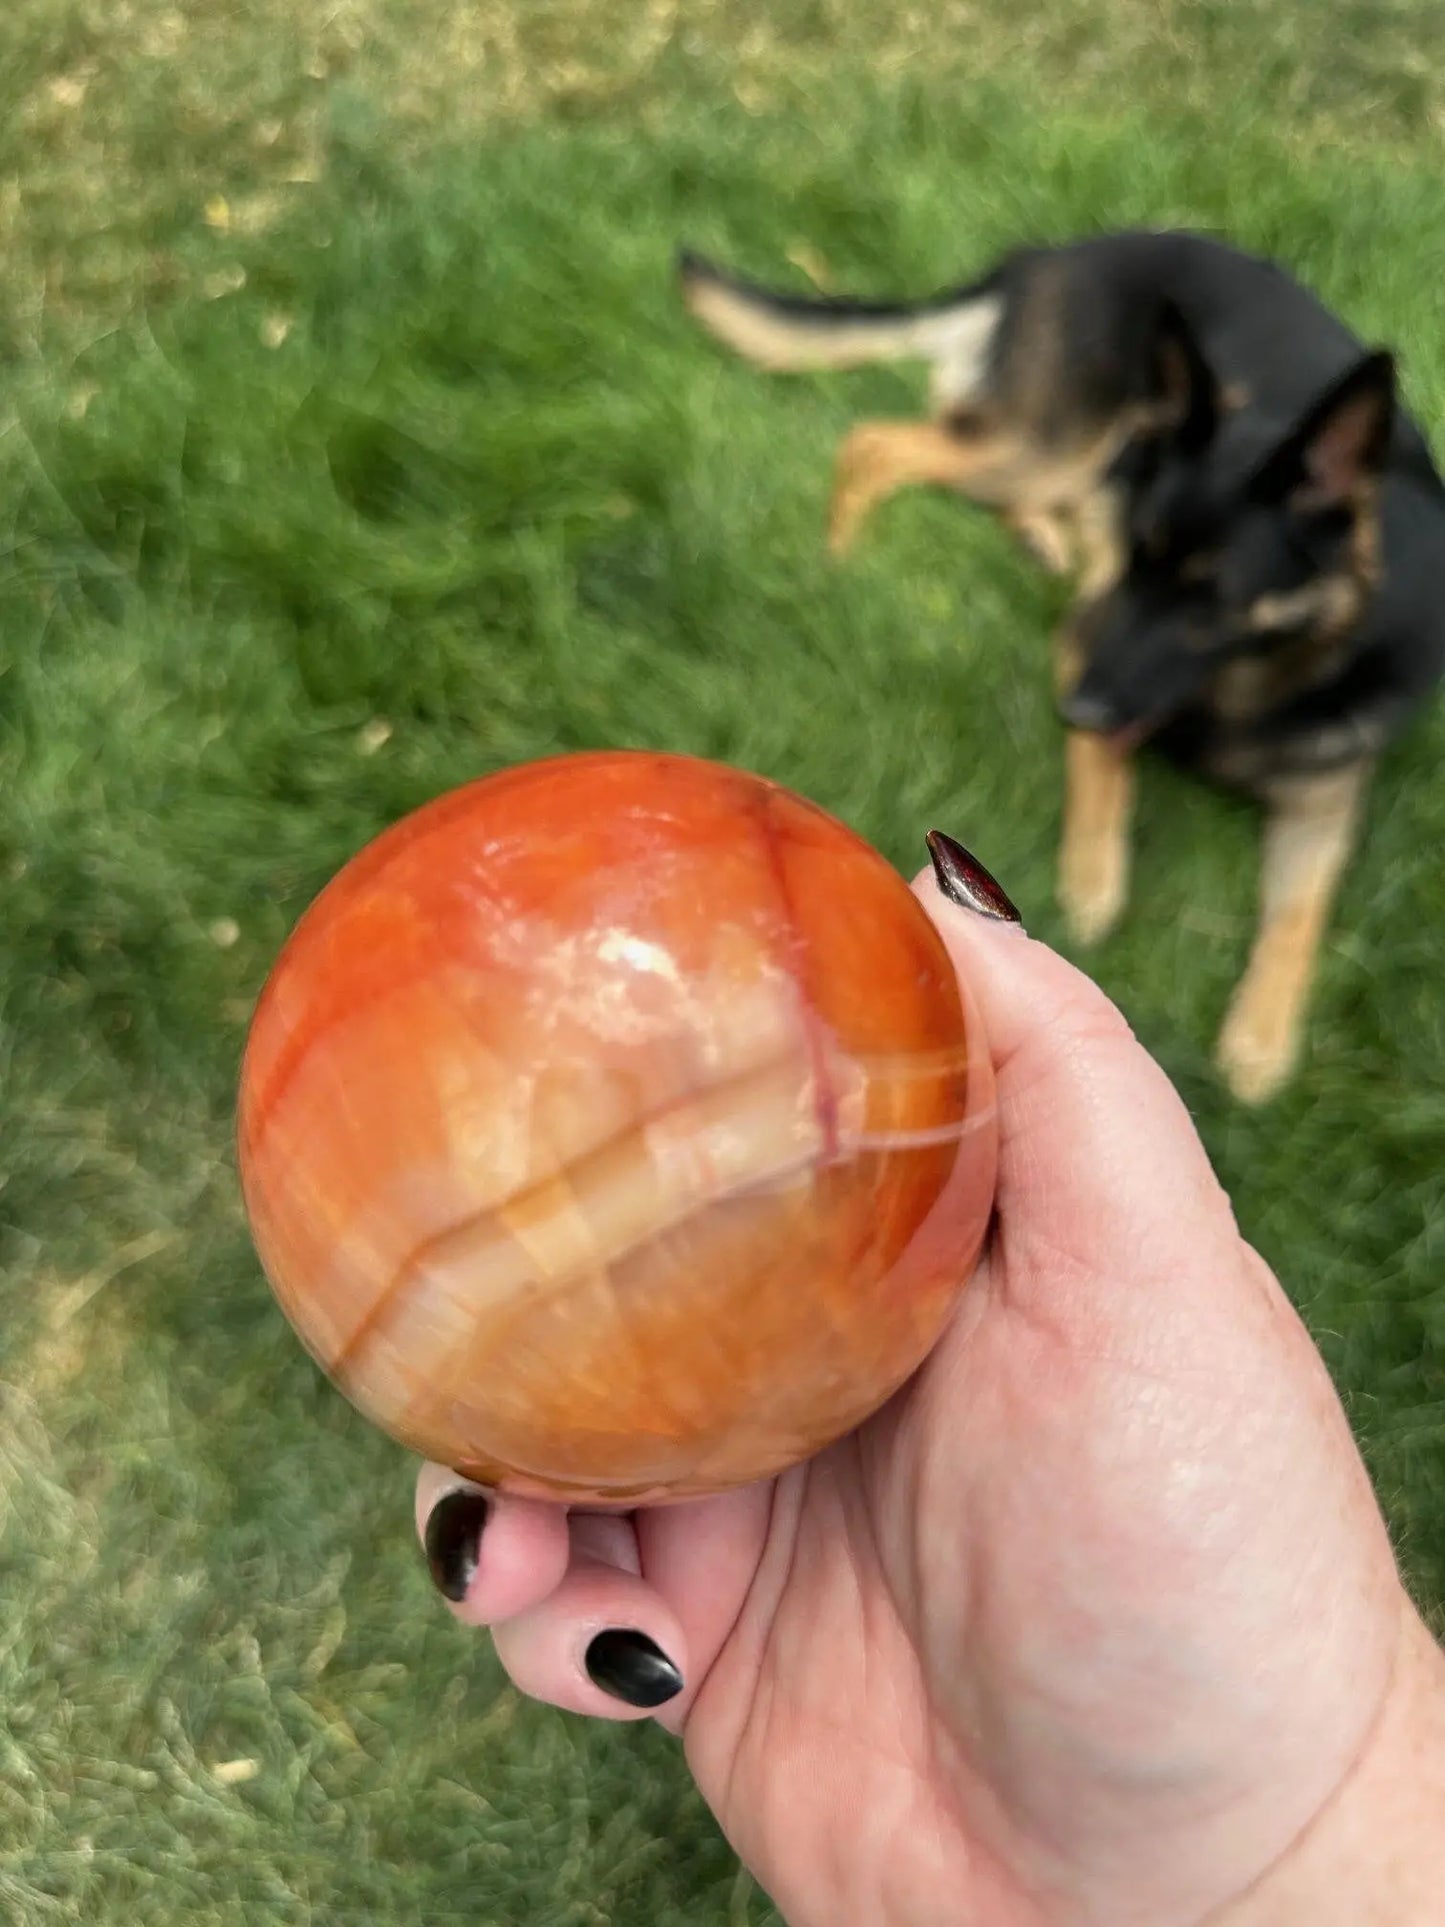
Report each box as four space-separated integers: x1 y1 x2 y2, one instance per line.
1050 233 1436 475
684 230 1438 478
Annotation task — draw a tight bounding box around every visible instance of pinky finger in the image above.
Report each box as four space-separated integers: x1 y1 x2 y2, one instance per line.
414 1463 570 1627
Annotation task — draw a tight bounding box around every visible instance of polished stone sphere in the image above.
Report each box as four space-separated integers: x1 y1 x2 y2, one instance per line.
237 751 996 1503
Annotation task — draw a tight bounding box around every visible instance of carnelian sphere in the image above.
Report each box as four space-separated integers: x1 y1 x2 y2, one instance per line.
237 751 997 1503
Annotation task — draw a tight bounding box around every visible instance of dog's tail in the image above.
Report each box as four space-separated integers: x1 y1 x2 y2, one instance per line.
678 250 1002 378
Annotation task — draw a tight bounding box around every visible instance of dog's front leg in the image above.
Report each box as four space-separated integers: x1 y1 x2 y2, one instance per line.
1216 763 1370 1104
1053 628 1135 944
1057 727 1136 945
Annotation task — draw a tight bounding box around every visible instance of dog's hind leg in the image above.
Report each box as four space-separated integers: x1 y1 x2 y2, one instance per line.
828 419 1019 556
1005 507 1077 575
1215 762 1371 1104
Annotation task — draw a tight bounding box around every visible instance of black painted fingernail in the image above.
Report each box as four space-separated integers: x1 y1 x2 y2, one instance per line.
585 1629 684 1708
424 1490 489 1602
926 830 1023 924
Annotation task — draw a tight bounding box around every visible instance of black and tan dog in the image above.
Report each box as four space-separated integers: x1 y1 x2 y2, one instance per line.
680 230 1445 1102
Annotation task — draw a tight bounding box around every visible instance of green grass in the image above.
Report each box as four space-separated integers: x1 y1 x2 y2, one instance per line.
4 2 1445 1919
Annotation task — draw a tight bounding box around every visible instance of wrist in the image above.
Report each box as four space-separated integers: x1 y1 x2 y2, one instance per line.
1210 1602 1445 1925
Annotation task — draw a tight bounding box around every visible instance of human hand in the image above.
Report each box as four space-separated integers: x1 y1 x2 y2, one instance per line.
414 844 1445 1926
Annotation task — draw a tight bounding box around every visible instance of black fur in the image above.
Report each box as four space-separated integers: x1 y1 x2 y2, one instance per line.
684 230 1445 792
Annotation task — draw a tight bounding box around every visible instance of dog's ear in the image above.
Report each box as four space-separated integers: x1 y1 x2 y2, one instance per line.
1252 350 1396 510
1147 300 1219 454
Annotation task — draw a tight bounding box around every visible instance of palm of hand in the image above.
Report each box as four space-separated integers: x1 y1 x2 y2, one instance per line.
679 977 1400 1927
417 906 1410 1927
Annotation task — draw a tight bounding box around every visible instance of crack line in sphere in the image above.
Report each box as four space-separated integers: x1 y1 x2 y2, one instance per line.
327 1044 828 1389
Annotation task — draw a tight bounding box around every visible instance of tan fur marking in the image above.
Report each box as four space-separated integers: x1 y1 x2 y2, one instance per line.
1217 568 1368 725
1006 507 1077 575
828 419 1024 554
1071 486 1127 601
1246 576 1362 639
1053 629 1084 700
829 412 1135 571
1058 730 1136 944
681 267 1004 385
681 278 930 372
1216 763 1370 1103
1351 487 1382 587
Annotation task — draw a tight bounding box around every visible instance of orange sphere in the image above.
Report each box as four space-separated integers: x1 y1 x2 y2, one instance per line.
237 751 997 1503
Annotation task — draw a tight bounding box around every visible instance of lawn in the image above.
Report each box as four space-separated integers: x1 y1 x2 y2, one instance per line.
4 2 1445 1920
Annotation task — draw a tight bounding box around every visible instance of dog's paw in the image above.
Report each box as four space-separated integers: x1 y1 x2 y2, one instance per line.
827 481 874 557
1057 840 1127 946
1215 988 1299 1106
827 493 868 558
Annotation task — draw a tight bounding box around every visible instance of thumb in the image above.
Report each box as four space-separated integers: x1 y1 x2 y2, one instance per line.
908 857 1245 1306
